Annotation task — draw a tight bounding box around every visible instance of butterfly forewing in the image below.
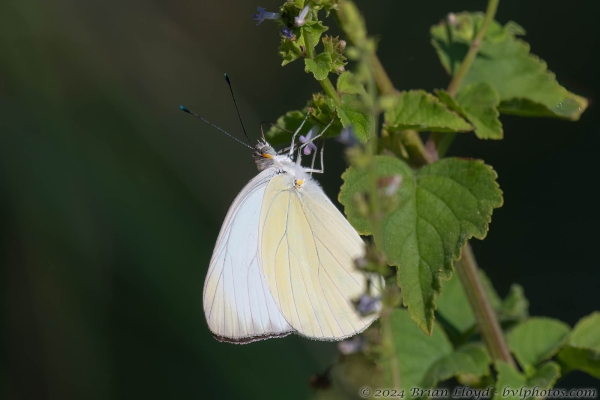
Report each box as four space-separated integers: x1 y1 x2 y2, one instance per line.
203 168 293 343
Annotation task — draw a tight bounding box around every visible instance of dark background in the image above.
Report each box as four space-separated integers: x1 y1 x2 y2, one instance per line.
2 0 599 399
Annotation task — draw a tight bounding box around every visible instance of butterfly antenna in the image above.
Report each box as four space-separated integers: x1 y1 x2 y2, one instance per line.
179 105 255 150
224 73 252 145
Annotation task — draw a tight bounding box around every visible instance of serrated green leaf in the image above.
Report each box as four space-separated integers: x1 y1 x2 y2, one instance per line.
301 20 328 51
386 309 453 392
278 38 303 66
493 362 527 400
339 156 503 333
312 0 339 14
384 90 473 133
527 362 561 390
431 12 587 120
337 95 370 143
437 83 503 140
507 318 570 374
337 71 365 96
557 312 600 379
569 311 600 351
494 361 561 400
422 343 491 388
305 52 332 80
557 346 600 379
386 309 490 394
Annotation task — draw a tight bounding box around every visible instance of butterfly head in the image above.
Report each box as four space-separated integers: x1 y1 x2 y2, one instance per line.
253 139 278 171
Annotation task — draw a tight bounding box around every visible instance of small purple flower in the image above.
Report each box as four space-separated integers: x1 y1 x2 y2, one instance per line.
337 335 366 355
252 7 281 26
280 26 294 39
336 126 358 147
356 294 381 315
294 5 310 27
299 126 318 155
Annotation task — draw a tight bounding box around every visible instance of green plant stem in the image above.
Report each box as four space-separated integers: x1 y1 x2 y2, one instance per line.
447 0 499 97
428 0 500 158
456 244 516 368
366 49 431 165
336 0 402 386
368 53 395 96
340 0 512 371
319 77 343 107
432 0 514 368
340 12 431 165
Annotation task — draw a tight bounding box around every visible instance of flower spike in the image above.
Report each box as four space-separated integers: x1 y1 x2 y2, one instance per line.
252 7 281 26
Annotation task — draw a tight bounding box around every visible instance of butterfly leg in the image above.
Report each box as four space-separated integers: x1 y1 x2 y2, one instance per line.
288 112 311 158
300 117 335 174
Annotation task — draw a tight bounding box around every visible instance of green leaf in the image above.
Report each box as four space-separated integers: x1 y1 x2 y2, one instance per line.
384 90 473 133
385 309 490 393
557 312 600 378
557 346 600 379
494 361 561 400
493 362 527 400
436 268 527 337
569 311 600 351
301 20 328 52
278 38 303 66
437 83 503 140
431 12 587 120
506 318 570 374
304 52 332 80
527 362 561 390
312 0 339 14
339 156 503 333
336 71 366 96
337 94 370 143
422 343 491 388
435 266 477 334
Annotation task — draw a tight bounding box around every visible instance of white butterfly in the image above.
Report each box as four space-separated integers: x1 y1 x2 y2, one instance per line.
203 116 379 344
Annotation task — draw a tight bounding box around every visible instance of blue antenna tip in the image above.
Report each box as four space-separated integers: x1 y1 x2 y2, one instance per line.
180 105 189 112
224 73 230 83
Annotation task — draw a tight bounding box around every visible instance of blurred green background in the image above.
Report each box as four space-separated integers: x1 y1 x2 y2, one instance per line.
2 0 598 398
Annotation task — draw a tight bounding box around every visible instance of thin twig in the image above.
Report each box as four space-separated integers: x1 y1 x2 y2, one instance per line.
456 244 516 368
428 0 500 159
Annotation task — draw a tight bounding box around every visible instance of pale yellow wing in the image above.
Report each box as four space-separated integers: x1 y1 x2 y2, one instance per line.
258 173 377 340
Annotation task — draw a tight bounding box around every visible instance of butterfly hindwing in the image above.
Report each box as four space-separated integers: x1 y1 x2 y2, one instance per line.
258 171 377 340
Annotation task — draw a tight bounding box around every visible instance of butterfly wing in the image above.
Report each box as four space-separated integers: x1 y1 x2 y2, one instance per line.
204 169 293 343
258 172 378 340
